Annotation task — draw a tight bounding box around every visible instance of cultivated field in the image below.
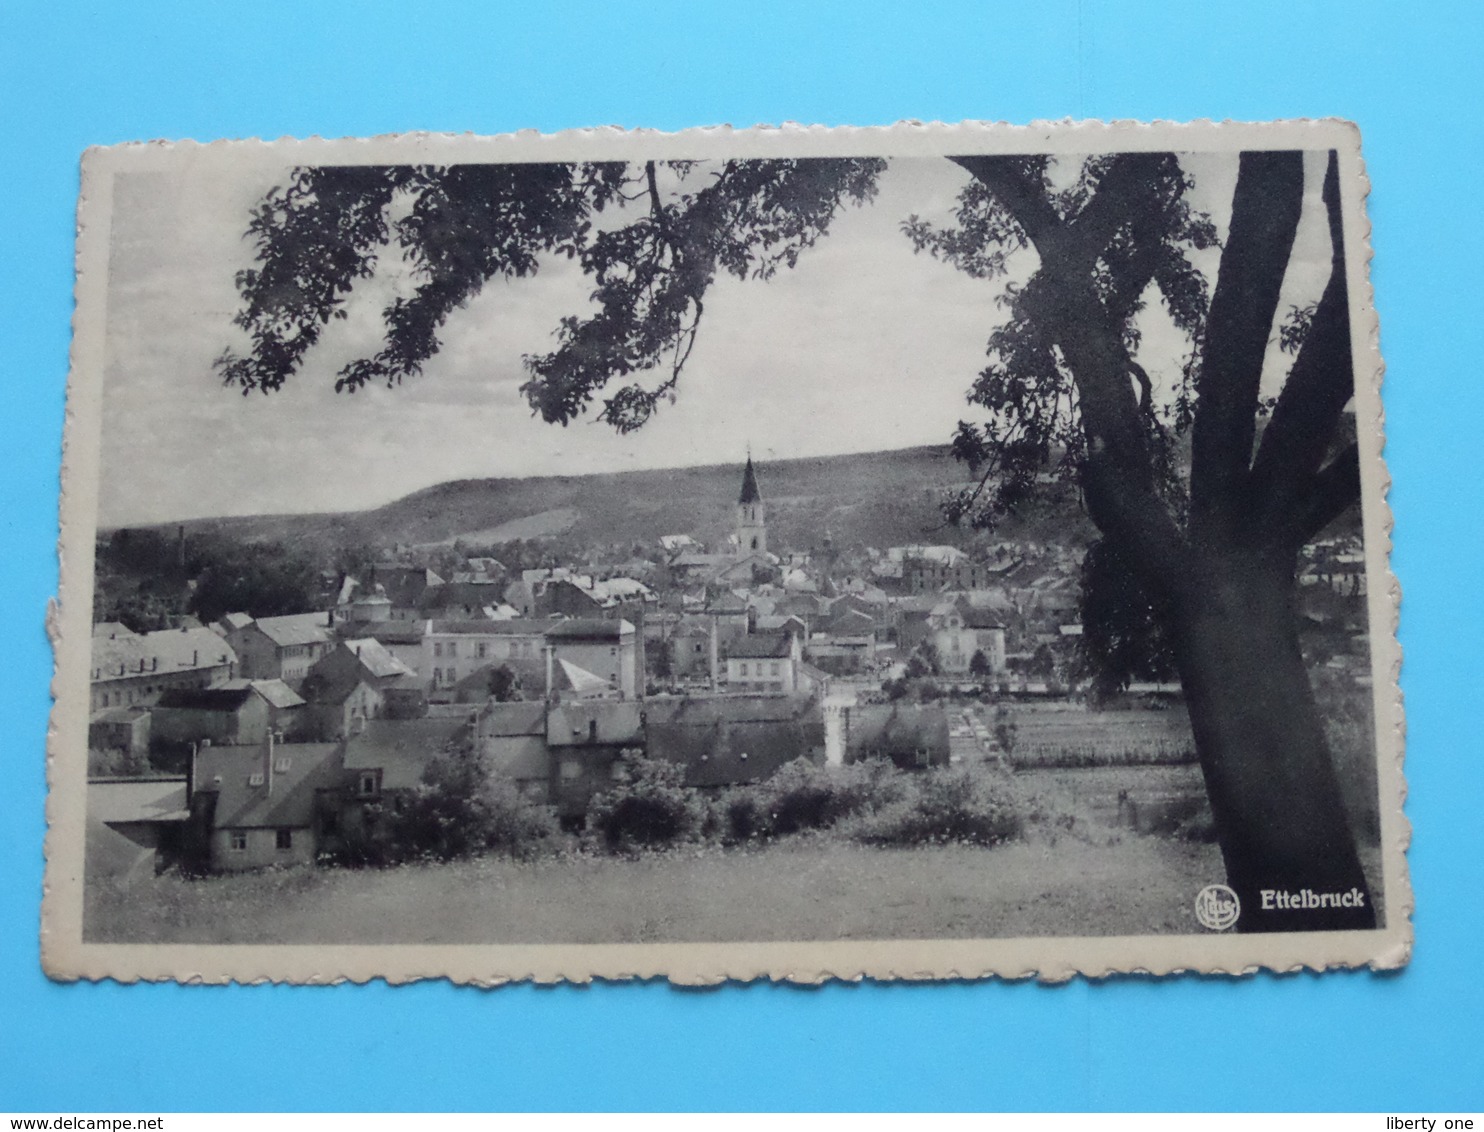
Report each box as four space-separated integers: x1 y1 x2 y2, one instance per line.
86 832 1224 945
986 703 1197 768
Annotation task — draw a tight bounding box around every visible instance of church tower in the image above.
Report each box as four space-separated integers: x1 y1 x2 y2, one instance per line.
736 453 767 556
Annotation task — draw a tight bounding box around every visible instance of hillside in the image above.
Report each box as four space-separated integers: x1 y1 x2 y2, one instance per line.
126 445 1097 559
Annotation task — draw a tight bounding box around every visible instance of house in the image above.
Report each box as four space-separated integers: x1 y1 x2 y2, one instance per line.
544 618 639 700
477 701 552 801
86 776 191 880
332 618 427 678
152 678 305 747
223 612 336 688
309 638 416 693
191 739 345 871
645 694 826 790
544 700 646 819
340 715 471 821
419 580 508 619
537 576 656 619
805 606 879 675
725 631 804 693
423 618 548 693
842 703 951 770
365 565 446 619
90 625 238 711
658 534 700 555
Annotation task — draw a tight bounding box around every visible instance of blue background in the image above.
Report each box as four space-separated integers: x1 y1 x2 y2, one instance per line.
2 0 1481 1112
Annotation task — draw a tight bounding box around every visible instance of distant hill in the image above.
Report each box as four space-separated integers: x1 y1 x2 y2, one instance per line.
117 445 1097 559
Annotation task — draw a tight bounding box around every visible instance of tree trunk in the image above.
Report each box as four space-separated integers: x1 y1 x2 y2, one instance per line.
1170 551 1376 932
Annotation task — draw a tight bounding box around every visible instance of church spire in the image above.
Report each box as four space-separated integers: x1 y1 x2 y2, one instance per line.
738 453 762 505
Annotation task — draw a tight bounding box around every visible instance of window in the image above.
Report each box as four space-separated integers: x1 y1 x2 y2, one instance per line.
739 662 749 677
229 830 248 851
447 667 457 684
610 647 617 657
434 642 444 657
588 720 598 742
274 756 291 773
447 642 458 658
248 771 264 786
358 771 379 797
476 642 488 659
433 668 443 685
771 662 781 676
321 809 339 836
275 828 293 851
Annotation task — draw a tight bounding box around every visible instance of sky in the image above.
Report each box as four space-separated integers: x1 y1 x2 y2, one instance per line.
95 149 1335 528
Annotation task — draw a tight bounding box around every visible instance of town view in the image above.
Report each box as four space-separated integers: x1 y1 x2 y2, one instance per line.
84 444 1378 944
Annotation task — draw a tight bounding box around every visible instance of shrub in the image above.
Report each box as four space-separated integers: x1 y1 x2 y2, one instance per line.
762 758 902 835
848 767 1024 847
381 751 559 863
717 788 768 843
589 752 705 850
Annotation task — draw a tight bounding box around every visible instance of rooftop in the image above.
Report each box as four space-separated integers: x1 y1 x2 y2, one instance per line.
195 742 344 830
92 626 237 681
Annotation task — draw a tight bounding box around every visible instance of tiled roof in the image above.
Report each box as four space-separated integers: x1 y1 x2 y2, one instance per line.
480 701 548 736
156 684 257 712
341 639 415 680
92 626 237 681
196 742 344 830
546 701 644 747
216 677 307 709
646 695 823 788
429 618 549 636
253 612 335 647
342 718 469 790
726 633 792 659
543 618 633 640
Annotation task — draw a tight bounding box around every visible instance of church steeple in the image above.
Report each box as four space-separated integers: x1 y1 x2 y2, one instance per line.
736 453 767 556
738 454 762 505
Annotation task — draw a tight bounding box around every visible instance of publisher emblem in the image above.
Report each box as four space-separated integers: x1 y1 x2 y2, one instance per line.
1195 884 1241 931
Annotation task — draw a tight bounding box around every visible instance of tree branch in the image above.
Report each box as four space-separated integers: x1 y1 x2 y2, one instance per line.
1249 150 1355 540
1291 442 1361 544
948 156 1060 250
1189 150 1304 544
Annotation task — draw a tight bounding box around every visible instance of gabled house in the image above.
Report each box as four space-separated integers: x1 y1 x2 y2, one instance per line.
544 701 646 820
152 678 305 747
191 739 345 871
544 618 639 700
340 715 470 823
91 625 238 712
478 701 551 801
645 694 826 790
725 631 803 693
223 612 335 688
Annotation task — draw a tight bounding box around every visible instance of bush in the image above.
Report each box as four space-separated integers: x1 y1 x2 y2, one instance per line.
380 751 559 863
716 788 768 843
589 752 705 850
847 767 1024 847
762 758 902 835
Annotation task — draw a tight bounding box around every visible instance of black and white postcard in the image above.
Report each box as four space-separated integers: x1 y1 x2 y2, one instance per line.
45 120 1409 982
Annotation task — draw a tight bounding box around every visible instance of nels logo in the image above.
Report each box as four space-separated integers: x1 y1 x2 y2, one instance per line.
1195 884 1241 931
